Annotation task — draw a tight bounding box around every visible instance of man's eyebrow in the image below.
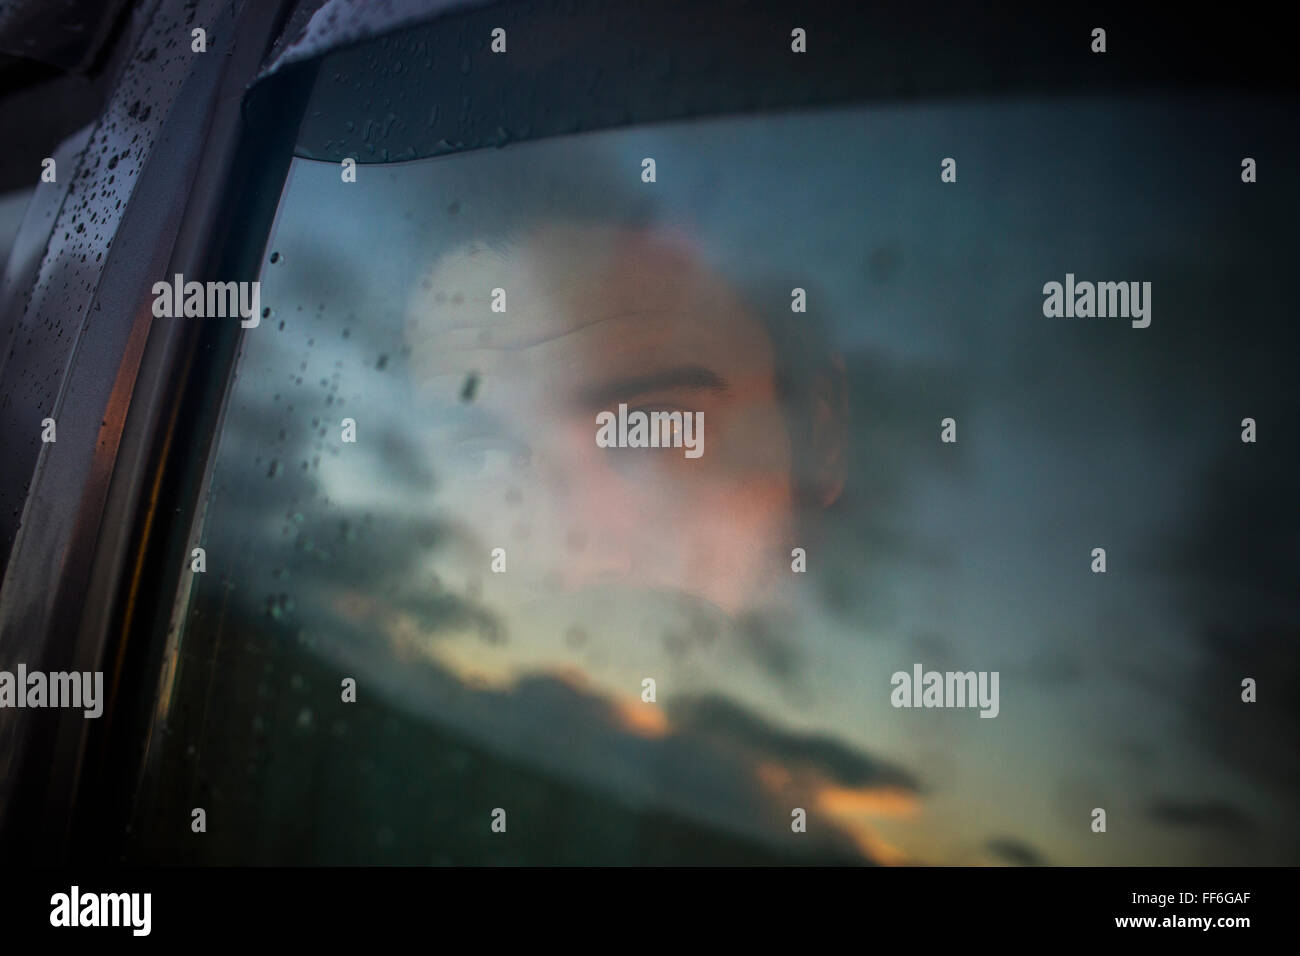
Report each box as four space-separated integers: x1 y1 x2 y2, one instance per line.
577 365 730 407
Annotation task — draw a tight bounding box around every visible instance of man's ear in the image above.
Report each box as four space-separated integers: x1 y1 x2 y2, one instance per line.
811 352 848 508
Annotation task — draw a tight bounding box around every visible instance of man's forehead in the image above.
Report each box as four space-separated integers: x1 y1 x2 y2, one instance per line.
410 223 739 331
412 311 739 405
406 221 770 385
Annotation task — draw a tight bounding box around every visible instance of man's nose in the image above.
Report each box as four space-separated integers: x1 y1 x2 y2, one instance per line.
541 444 639 591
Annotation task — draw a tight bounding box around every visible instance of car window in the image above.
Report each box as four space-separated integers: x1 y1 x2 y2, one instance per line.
123 93 1299 865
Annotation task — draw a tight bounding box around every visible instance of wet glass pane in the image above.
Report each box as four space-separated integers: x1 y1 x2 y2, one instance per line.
126 94 1299 864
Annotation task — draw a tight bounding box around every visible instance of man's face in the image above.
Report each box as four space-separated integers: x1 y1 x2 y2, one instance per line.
407 222 795 619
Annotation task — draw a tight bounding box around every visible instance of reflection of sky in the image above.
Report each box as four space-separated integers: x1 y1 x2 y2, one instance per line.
202 92 1299 864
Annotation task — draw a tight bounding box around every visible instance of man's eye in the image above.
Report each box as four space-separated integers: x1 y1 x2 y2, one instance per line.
599 406 701 478
627 405 696 442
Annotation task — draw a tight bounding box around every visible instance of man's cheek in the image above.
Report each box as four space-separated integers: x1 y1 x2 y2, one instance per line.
672 479 792 561
712 399 792 469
